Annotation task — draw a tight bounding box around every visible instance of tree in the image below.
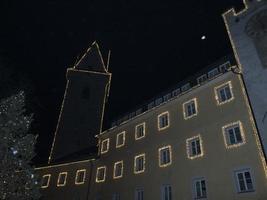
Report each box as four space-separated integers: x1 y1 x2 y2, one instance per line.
0 91 40 200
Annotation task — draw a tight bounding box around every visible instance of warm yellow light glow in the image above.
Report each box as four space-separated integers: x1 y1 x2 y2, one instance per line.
135 122 146 140
75 169 86 185
116 131 126 148
113 160 124 179
214 81 234 105
96 166 106 183
101 138 110 154
183 98 198 120
186 135 204 160
157 111 170 131
41 174 51 189
57 172 68 187
158 145 172 167
134 154 146 174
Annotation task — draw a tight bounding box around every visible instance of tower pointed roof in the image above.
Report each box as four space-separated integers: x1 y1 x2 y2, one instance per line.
74 41 107 73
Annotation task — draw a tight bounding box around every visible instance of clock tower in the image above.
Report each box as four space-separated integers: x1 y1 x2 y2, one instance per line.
223 0 267 155
48 42 111 164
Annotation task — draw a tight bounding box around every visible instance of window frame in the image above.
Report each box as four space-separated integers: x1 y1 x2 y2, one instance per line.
222 121 246 149
134 154 145 174
192 177 208 199
116 131 126 148
234 168 255 193
100 138 110 154
75 169 86 185
135 122 146 140
197 74 208 84
135 188 144 200
186 135 204 159
96 166 106 183
41 174 51 189
161 184 172 200
158 145 172 167
57 172 68 187
183 98 198 120
214 81 234 105
158 111 170 131
113 160 124 179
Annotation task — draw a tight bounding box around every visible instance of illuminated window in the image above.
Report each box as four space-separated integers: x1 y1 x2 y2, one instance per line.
161 184 172 200
75 169 86 185
113 161 123 179
223 121 245 148
234 169 254 193
158 112 169 131
57 172 67 187
101 138 110 154
135 188 144 200
215 82 234 105
116 131 125 148
183 98 198 119
186 135 203 159
135 123 146 140
134 154 145 174
96 166 106 183
112 193 120 200
193 178 207 199
41 174 51 188
159 146 172 167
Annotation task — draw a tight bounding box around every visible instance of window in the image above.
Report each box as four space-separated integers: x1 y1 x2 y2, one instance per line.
193 178 207 199
75 169 86 185
234 169 254 193
112 193 120 200
172 88 180 97
197 74 207 84
41 174 51 188
134 154 145 174
101 138 110 154
113 161 123 179
158 112 170 131
57 172 67 187
183 98 198 119
186 135 203 159
155 97 163 106
159 146 172 167
215 81 234 105
163 93 171 102
181 83 191 92
135 188 144 200
96 166 106 183
208 68 219 78
219 61 230 72
116 131 125 148
161 184 172 200
222 121 245 148
135 123 146 140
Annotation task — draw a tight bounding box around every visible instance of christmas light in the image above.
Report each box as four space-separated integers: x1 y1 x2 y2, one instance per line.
113 161 124 179
157 111 170 131
186 135 204 160
158 145 172 167
75 169 86 185
40 174 51 189
116 131 126 148
95 166 106 183
57 172 67 187
183 98 198 120
100 138 110 154
134 154 146 174
135 122 146 140
214 81 234 105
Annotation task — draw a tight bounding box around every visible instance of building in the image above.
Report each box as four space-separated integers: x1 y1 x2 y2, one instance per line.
35 1 267 199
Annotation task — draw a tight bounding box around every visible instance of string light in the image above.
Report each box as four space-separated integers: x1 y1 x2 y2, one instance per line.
101 138 110 154
40 174 51 189
214 81 234 105
158 145 172 168
113 161 124 179
157 111 170 131
186 135 204 160
135 122 146 140
57 172 68 187
95 166 106 183
75 169 86 185
134 154 146 174
116 131 126 148
183 98 198 120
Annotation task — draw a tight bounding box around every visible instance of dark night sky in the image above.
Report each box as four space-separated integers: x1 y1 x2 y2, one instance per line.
0 0 244 164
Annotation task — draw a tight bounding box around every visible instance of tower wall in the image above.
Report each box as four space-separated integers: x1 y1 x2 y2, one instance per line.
223 0 267 154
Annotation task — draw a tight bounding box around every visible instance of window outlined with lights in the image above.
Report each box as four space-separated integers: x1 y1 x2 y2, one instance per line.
183 98 198 120
135 122 146 140
214 81 234 105
41 174 51 188
158 111 170 131
116 131 125 148
57 172 67 187
186 135 204 159
75 169 86 185
113 160 124 179
101 138 110 154
96 166 106 183
222 121 246 149
134 154 145 174
158 145 172 167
